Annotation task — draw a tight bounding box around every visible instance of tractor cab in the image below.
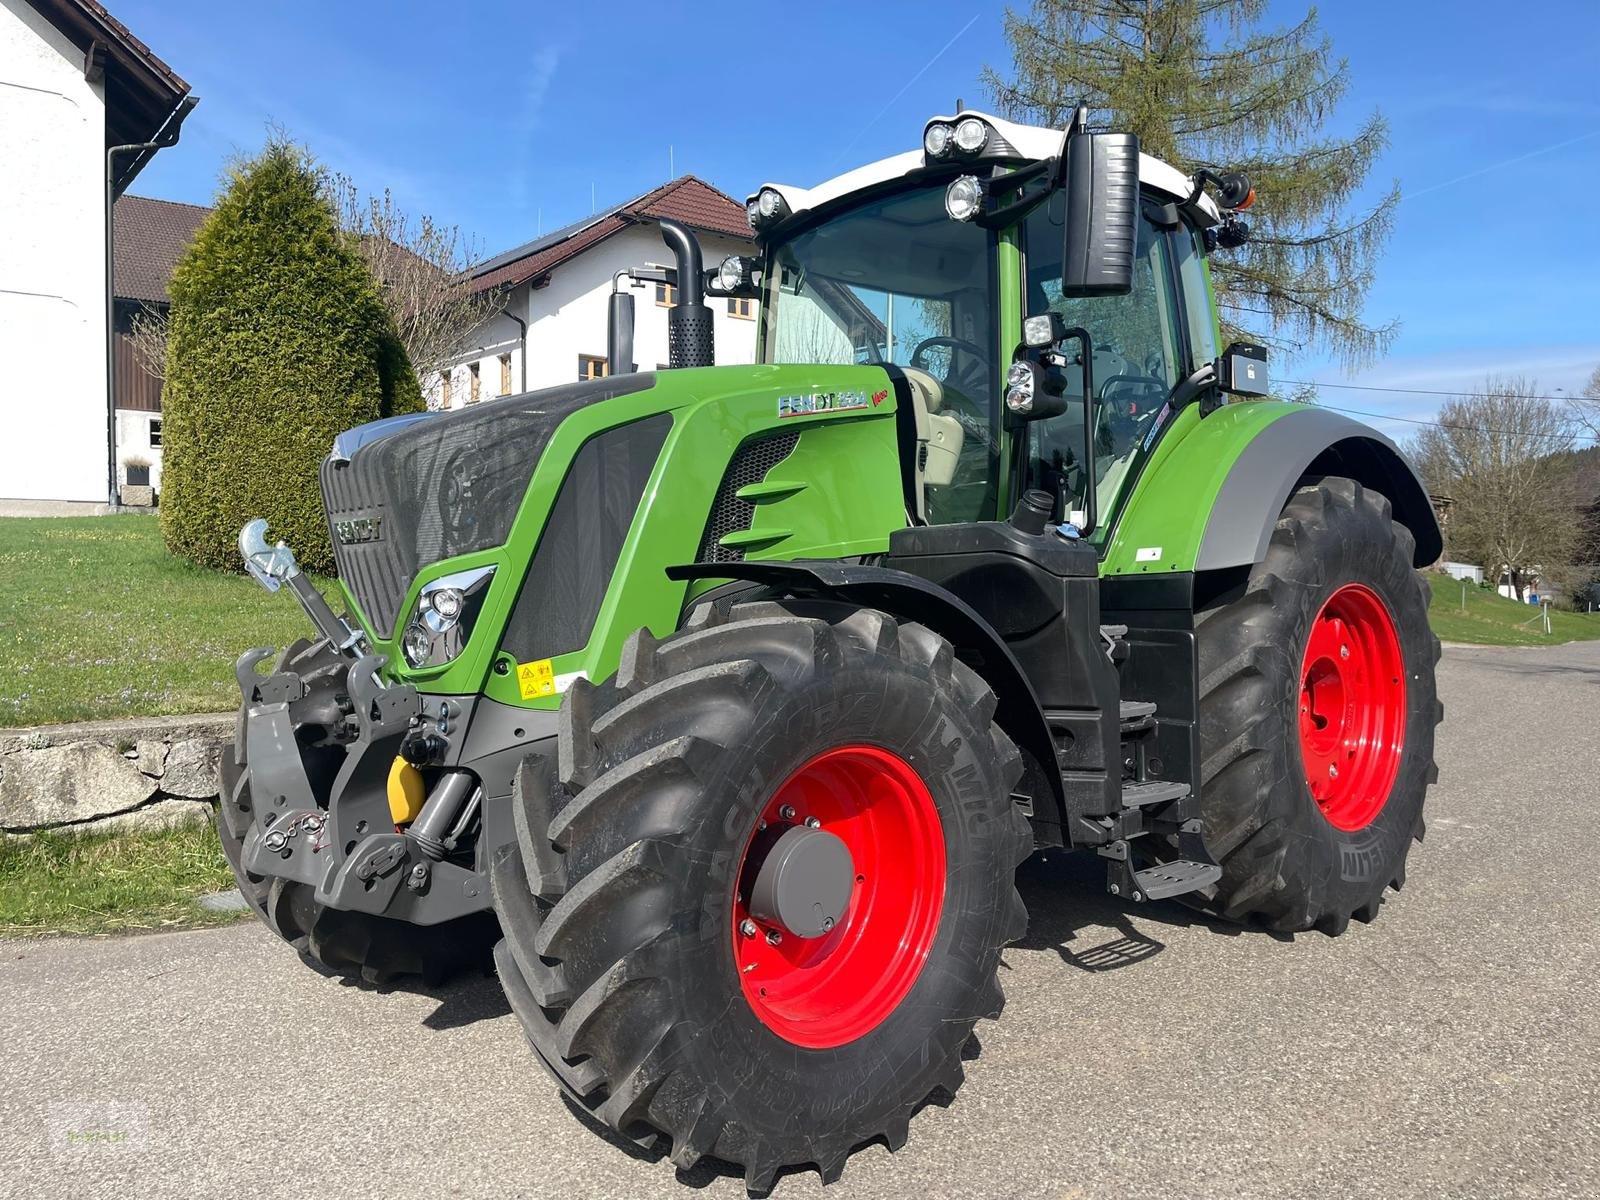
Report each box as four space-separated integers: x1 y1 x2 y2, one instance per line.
732 107 1262 537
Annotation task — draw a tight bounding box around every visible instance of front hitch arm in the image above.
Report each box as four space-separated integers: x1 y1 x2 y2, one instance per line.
238 519 361 652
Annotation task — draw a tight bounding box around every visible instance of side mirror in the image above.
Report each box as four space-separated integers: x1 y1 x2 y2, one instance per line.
1217 341 1268 397
1058 129 1140 298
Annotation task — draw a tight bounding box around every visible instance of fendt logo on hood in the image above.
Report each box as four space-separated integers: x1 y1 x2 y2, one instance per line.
334 517 383 545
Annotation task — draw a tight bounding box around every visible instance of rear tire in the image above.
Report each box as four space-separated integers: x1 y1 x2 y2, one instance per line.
217 638 496 985
490 599 1030 1190
1189 477 1441 934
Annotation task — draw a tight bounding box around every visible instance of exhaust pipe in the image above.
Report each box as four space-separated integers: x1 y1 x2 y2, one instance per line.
659 218 714 369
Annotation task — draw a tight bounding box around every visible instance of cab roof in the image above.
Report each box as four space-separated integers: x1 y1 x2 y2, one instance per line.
749 109 1220 231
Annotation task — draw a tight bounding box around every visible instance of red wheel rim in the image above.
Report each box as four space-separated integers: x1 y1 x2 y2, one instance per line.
1297 583 1407 832
732 745 945 1048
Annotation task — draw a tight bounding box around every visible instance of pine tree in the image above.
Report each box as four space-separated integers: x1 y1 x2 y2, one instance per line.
984 0 1397 367
160 139 422 574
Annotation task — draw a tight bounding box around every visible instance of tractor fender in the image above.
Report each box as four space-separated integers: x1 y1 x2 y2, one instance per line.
665 559 1065 831
1196 406 1443 571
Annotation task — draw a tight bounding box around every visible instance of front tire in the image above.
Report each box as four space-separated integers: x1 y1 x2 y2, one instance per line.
1191 477 1441 934
490 599 1030 1190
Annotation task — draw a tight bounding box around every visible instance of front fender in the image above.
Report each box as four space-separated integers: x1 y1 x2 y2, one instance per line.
665 559 1065 834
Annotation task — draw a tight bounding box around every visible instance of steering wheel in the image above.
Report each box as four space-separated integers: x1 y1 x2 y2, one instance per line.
910 336 988 376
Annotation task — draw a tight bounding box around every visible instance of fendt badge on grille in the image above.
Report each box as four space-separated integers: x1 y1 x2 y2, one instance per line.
334 517 383 545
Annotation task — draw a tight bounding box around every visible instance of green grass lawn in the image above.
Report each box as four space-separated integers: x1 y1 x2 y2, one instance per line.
0 820 248 937
1426 573 1600 646
0 515 332 727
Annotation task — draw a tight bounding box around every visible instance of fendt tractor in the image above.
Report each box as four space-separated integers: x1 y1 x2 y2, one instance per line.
224 107 1441 1189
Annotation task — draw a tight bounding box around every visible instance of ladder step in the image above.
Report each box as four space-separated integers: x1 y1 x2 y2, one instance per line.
1119 699 1157 722
1120 779 1189 808
1133 858 1221 901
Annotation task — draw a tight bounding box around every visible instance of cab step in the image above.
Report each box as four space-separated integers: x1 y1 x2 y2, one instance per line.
1119 699 1157 732
1119 779 1188 808
1131 858 1221 901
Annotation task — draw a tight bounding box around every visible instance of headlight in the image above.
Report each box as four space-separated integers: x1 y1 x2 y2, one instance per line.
719 255 753 292
1005 360 1037 414
748 188 789 231
923 122 953 158
944 175 984 222
745 198 760 228
401 565 495 668
953 116 988 155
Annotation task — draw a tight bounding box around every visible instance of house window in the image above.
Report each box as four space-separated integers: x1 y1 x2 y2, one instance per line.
655 282 677 307
148 417 163 448
499 353 513 396
579 354 609 381
468 361 481 403
440 370 452 407
728 296 755 320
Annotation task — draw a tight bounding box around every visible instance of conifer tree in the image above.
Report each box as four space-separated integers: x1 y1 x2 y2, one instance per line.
985 1 1397 366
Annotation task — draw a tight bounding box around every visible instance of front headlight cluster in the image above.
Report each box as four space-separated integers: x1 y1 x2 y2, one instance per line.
924 116 990 160
401 565 495 669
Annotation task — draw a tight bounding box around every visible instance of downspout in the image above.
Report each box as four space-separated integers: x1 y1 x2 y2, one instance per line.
500 289 527 393
105 94 198 507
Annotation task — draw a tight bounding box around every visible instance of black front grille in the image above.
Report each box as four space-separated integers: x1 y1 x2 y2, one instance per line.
322 374 655 637
695 432 799 564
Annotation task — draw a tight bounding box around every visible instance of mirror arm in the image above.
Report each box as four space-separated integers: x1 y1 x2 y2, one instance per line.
1057 325 1097 536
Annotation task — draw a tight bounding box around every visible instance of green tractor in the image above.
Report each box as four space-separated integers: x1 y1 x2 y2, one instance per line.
223 107 1441 1189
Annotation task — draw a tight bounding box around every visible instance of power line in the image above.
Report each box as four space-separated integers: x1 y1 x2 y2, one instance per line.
1315 401 1597 447
1280 378 1594 405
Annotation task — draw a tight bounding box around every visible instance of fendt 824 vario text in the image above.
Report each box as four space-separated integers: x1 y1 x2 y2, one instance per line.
223 107 1442 1190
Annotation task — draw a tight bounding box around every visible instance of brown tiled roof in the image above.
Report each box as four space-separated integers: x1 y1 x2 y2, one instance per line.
471 175 752 294
27 0 193 192
113 195 209 303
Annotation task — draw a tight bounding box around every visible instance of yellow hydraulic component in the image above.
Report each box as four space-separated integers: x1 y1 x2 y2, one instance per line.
387 758 426 825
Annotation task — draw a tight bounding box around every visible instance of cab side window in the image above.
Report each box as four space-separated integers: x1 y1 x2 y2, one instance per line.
1021 196 1182 526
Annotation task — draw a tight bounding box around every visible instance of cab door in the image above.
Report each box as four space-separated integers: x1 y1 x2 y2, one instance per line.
1015 196 1188 537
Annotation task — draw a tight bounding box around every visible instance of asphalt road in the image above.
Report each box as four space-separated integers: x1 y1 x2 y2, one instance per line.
4 640 1598 1200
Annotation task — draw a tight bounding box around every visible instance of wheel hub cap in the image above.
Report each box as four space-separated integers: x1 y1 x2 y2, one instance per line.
732 745 945 1048
747 825 855 938
1297 583 1407 831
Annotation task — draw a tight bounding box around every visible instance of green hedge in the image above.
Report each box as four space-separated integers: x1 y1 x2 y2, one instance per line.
159 140 422 574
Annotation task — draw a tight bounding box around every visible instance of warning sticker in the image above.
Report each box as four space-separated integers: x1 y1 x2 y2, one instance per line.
516 659 556 700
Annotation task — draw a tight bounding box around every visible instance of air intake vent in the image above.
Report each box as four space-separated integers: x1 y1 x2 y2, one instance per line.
696 432 799 564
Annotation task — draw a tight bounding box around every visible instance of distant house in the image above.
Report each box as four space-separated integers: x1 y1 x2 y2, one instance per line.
111 194 207 495
0 0 193 508
434 176 758 407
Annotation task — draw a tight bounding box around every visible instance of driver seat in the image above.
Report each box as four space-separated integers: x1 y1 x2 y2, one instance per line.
901 368 965 522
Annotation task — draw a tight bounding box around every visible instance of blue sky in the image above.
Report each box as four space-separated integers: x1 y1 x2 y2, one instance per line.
123 0 1600 441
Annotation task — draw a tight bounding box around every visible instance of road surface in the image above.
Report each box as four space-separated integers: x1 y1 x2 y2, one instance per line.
3 640 1597 1199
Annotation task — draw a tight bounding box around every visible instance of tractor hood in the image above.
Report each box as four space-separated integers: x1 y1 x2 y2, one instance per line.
320 373 658 639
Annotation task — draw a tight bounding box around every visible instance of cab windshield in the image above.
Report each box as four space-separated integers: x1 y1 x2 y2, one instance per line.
761 185 1000 524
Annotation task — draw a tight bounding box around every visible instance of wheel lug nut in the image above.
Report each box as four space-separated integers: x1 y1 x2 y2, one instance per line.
804 816 820 829
740 919 757 937
765 929 783 946
1340 645 1350 659
1328 764 1339 778
778 804 796 821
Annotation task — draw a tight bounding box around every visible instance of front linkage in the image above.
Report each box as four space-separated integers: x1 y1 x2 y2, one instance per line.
219 525 499 975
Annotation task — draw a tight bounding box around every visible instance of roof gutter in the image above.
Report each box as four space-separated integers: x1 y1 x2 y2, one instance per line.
105 93 198 507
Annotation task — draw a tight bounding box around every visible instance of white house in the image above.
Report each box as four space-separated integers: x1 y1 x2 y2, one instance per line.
431 176 759 407
0 0 192 508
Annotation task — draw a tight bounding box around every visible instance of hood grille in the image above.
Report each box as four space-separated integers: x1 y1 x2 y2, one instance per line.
321 374 656 638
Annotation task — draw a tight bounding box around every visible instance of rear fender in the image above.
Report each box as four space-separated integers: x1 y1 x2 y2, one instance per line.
1103 403 1442 577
